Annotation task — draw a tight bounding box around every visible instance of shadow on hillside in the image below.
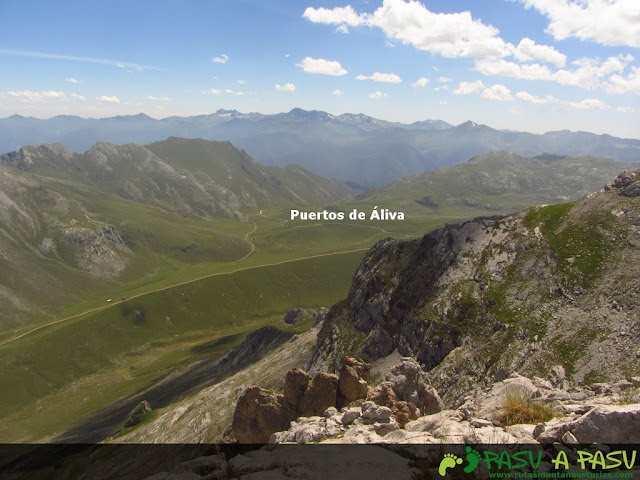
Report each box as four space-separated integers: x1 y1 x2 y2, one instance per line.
52 326 292 443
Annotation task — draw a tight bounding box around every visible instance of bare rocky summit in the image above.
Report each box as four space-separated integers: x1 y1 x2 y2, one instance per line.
605 169 640 197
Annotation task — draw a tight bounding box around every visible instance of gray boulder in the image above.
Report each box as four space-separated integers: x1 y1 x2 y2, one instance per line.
385 357 443 415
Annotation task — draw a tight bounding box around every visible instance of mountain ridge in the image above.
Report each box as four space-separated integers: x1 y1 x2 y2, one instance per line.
0 138 348 326
2 108 638 188
312 170 640 406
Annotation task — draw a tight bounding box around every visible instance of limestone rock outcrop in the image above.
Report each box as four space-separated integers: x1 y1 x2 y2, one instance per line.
230 386 296 443
605 169 640 197
269 369 640 446
229 357 372 443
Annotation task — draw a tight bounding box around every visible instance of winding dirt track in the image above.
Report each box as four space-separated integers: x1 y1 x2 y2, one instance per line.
0 212 387 347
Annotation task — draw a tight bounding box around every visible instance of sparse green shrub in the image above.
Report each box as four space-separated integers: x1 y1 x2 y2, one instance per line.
617 388 640 405
368 372 384 388
582 370 608 385
495 385 554 425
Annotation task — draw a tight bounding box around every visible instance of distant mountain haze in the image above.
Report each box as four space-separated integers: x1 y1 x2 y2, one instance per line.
2 109 638 188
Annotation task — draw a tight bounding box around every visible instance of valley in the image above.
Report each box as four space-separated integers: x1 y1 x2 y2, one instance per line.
2 2 639 476
0 137 634 444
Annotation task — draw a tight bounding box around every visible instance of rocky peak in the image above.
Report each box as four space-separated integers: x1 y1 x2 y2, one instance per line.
0 142 74 170
604 169 640 197
312 170 639 406
227 356 443 443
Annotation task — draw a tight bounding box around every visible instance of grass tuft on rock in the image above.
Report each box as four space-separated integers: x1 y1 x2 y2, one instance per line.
495 386 554 425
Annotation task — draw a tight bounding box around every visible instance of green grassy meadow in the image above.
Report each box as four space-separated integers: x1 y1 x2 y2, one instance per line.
0 195 469 442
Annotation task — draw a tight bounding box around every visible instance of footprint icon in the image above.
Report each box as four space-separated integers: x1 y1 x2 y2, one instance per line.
438 453 463 477
464 446 481 474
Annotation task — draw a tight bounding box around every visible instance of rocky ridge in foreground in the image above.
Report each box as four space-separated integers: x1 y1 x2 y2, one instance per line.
228 356 640 447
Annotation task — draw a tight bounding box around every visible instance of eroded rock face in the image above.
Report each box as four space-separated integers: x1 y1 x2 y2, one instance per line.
385 358 443 415
283 368 310 408
122 400 152 428
312 172 640 404
337 357 370 407
230 357 374 443
58 225 131 277
605 169 640 197
299 372 339 417
230 386 296 443
268 367 640 447
368 383 419 427
283 308 311 325
569 404 640 443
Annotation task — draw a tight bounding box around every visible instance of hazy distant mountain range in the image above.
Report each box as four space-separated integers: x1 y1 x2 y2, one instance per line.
2 109 639 188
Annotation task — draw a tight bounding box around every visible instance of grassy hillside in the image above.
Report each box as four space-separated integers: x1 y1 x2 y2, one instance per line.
0 139 349 328
0 144 629 443
0 250 364 442
351 151 628 217
313 174 640 408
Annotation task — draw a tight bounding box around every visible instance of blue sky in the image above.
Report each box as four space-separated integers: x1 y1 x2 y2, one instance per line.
0 0 638 137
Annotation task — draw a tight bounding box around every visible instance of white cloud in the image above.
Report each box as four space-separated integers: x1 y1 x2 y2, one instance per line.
303 0 511 59
515 91 559 104
368 90 388 99
147 96 170 101
6 90 66 101
481 84 513 101
513 38 566 67
212 54 229 64
475 59 553 80
453 80 485 95
438 76 452 83
70 93 86 101
303 5 366 26
65 77 79 84
275 83 296 92
411 77 430 88
237 79 246 85
332 89 343 96
296 57 348 76
475 54 634 91
568 98 609 109
440 100 448 105
616 106 636 113
356 72 402 83
203 88 245 96
434 85 449 91
97 95 120 103
518 0 640 48
605 66 640 95
336 25 349 34
553 54 633 89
